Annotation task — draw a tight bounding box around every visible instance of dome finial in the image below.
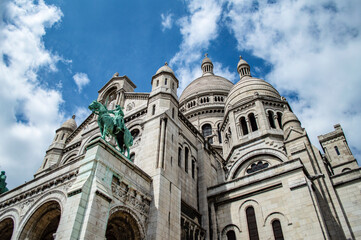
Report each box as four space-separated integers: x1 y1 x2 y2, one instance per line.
237 55 251 79
165 61 168 66
72 115 76 119
201 53 213 76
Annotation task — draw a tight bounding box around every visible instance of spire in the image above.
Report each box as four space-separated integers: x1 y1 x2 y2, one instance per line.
237 55 251 79
201 53 214 76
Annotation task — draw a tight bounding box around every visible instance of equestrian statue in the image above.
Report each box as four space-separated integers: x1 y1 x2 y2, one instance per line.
88 100 133 159
0 171 8 194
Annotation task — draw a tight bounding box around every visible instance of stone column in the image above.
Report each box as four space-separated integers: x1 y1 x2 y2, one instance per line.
274 115 281 129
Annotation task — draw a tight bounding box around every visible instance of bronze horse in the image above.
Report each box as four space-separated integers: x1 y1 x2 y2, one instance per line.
88 100 133 159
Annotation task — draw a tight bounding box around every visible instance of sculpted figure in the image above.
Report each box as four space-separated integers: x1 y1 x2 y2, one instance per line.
0 171 8 194
108 105 125 134
88 100 133 159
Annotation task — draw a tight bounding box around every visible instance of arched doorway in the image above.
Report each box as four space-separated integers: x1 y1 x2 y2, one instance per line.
105 210 142 240
19 200 61 240
0 218 14 240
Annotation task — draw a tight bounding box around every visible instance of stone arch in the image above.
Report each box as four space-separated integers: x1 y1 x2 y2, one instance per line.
227 149 288 180
264 212 291 227
80 134 102 154
18 200 62 240
264 212 291 239
98 85 119 103
221 224 241 240
238 199 264 238
61 151 78 165
106 206 145 240
0 217 15 240
0 208 20 239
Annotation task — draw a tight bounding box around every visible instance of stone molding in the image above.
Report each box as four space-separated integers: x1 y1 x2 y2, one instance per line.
0 170 78 209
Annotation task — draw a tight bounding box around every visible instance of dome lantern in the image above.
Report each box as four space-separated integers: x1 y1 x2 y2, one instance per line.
201 53 214 76
237 56 251 79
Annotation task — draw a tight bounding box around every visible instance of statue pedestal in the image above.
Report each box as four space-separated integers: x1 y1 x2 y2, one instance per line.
56 138 152 240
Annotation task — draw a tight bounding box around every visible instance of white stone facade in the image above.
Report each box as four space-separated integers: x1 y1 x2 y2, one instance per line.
0 56 360 240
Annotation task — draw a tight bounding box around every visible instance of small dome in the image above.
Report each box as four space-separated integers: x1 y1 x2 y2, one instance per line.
155 62 174 75
61 115 77 132
237 56 249 69
225 76 280 108
202 55 212 65
180 75 233 103
282 108 301 129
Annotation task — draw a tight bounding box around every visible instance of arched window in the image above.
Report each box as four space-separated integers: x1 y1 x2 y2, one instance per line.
335 146 340 155
249 113 258 131
130 153 135 162
156 80 159 86
268 111 276 128
217 123 222 143
240 117 249 135
226 230 236 240
178 147 182 167
165 78 168 85
246 206 259 240
246 161 269 174
172 108 175 118
185 148 189 173
152 105 156 115
202 124 213 144
277 112 283 129
272 220 284 240
61 133 65 140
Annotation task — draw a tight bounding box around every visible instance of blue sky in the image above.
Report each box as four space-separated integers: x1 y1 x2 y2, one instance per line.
1 0 361 189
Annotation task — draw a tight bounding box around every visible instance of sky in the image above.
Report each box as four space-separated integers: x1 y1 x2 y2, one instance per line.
0 0 361 189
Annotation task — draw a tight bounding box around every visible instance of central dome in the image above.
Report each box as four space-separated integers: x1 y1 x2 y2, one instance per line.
179 75 233 103
225 76 281 109
180 55 233 103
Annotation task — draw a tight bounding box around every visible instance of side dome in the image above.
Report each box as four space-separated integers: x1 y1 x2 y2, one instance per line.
155 62 174 75
61 115 77 132
179 75 233 103
225 76 280 109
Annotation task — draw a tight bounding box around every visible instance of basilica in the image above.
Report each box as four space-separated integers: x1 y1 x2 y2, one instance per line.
0 55 360 240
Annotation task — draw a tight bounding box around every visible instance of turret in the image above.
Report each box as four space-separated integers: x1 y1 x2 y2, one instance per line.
201 53 214 76
237 56 251 79
35 115 77 177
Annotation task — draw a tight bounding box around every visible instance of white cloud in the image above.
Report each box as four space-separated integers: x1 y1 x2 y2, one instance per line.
224 0 361 160
171 0 361 162
0 0 64 188
170 0 233 94
73 72 90 93
161 13 173 31
74 106 91 126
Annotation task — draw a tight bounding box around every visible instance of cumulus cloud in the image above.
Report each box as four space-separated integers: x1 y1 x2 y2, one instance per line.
224 0 361 160
169 0 235 94
73 72 90 93
0 0 64 188
161 13 173 31
171 0 361 161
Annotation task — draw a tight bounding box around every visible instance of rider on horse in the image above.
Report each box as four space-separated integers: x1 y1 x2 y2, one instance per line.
108 105 125 134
